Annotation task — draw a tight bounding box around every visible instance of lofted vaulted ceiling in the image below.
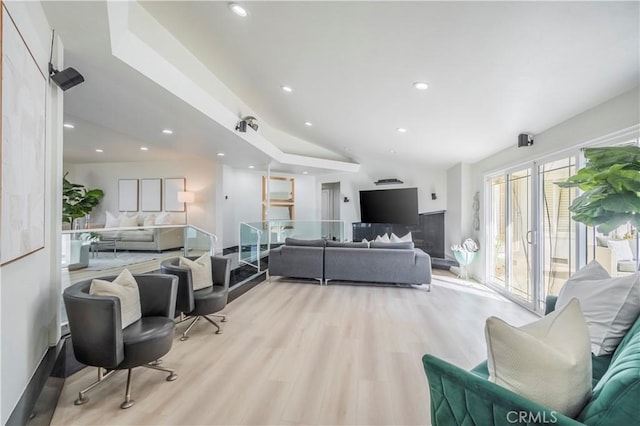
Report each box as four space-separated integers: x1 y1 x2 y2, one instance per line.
45 1 639 171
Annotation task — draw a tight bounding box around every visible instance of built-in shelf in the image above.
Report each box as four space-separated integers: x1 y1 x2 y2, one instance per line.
262 176 295 221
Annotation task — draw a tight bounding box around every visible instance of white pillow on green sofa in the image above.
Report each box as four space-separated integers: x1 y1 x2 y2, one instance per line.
557 261 640 355
485 298 592 417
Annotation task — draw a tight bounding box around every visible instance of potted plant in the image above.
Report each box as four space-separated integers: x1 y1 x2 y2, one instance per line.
556 145 640 234
451 238 479 280
62 172 104 229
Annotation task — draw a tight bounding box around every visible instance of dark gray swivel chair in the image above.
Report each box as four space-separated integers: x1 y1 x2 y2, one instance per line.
63 274 178 409
160 256 231 341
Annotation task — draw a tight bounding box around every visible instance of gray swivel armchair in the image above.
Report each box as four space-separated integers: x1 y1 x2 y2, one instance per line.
63 274 178 409
160 256 231 340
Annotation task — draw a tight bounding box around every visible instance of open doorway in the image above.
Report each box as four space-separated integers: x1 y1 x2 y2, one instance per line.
321 182 341 240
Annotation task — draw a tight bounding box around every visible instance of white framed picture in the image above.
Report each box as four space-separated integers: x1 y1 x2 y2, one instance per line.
118 179 139 212
140 178 162 212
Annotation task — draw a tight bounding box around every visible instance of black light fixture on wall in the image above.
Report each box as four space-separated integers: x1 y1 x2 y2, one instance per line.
48 30 84 91
236 116 259 132
49 63 84 91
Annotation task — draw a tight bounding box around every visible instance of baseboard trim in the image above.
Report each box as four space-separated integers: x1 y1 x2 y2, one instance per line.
7 339 64 426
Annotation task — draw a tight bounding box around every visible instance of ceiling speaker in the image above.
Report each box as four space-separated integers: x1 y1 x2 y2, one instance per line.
518 133 534 147
49 64 84 91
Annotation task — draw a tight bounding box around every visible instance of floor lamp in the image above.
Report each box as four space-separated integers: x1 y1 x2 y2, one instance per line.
178 191 195 224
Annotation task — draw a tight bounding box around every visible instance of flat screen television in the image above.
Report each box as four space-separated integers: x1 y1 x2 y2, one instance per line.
359 187 419 225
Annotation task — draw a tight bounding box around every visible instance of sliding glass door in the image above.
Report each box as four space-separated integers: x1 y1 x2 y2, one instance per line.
487 169 534 306
539 158 577 308
508 168 534 303
487 156 576 313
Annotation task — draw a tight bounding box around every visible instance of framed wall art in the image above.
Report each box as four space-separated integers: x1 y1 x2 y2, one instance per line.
0 6 47 265
140 178 162 212
118 179 139 212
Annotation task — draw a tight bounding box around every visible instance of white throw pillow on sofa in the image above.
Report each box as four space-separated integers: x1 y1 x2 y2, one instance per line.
485 298 592 417
557 261 640 355
390 232 412 243
105 211 120 228
89 269 142 329
179 254 213 290
155 212 172 225
119 214 139 228
607 239 634 261
374 234 390 243
143 214 156 227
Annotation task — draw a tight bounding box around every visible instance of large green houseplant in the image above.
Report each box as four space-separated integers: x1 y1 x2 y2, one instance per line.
62 172 104 227
557 145 640 234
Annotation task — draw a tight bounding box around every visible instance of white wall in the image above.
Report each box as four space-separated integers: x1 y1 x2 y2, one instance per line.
64 160 218 234
317 163 447 241
220 167 317 248
468 86 640 281
0 2 63 422
446 163 473 260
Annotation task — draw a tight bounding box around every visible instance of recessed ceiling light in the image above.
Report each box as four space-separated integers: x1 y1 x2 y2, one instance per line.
412 81 429 91
95 149 103 153
229 3 248 17
281 85 293 93
63 123 74 129
397 128 407 133
303 171 308 175
304 121 313 127
217 152 225 157
162 129 173 134
140 146 149 151
248 165 255 169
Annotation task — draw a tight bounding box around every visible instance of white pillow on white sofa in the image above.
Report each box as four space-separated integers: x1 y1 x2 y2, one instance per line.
105 211 120 228
557 261 640 355
155 212 172 225
143 214 156 227
485 298 592 417
119 214 139 228
607 239 634 261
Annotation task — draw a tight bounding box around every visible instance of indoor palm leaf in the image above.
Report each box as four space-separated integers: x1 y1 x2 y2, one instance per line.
556 146 640 234
62 172 104 224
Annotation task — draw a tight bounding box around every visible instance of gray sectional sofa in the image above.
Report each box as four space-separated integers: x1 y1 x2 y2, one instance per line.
268 238 432 288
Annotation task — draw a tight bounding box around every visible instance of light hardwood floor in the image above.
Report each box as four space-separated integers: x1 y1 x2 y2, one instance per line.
51 273 537 425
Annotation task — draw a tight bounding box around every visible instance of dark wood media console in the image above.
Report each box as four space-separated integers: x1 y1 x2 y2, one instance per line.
352 210 446 260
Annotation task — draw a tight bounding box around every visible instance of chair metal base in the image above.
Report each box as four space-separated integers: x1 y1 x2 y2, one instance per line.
180 313 227 340
74 361 177 409
74 368 117 406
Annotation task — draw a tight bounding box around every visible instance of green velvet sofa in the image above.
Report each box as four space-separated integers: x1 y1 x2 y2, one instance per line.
422 295 640 425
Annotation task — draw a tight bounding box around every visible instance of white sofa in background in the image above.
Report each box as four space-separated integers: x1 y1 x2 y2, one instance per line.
595 237 638 276
98 211 184 252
